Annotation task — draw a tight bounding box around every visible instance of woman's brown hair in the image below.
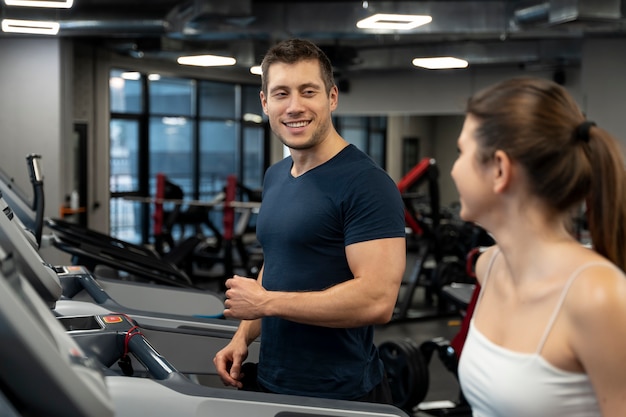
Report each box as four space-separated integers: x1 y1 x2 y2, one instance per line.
467 76 626 271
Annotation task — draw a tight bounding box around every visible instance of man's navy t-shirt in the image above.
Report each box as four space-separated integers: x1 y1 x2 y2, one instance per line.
256 144 406 400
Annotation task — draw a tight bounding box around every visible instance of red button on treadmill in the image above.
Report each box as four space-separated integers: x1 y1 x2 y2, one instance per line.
103 315 123 324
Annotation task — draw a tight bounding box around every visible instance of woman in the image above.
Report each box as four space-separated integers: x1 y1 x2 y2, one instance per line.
452 76 626 417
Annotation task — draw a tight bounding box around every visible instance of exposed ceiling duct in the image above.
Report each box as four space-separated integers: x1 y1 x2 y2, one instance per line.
549 0 622 24
1 1 625 74
514 0 623 27
165 0 254 38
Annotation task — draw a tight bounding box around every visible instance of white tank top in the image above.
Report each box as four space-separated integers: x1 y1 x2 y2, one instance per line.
458 250 607 417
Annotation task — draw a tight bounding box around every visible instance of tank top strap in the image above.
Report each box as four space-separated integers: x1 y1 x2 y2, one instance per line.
475 247 501 309
535 261 618 354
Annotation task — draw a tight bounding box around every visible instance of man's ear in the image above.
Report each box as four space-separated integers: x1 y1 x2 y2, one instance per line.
329 85 339 111
260 91 269 115
492 150 512 194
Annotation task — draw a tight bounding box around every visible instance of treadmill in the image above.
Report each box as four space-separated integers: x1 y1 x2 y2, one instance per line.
0 153 45 247
0 154 230 316
0 156 253 378
0 153 229 313
0 244 114 417
0 200 411 417
0 190 252 378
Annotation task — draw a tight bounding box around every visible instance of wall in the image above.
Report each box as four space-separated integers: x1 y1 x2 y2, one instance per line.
0 37 72 265
335 66 583 116
580 38 626 144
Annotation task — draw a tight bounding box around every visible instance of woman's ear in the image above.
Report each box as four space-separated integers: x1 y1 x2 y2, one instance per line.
492 150 512 194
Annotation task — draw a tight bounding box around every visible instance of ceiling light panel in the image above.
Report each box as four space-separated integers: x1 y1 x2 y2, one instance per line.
1 19 59 35
412 57 469 70
249 65 262 75
357 13 432 30
177 55 236 67
4 0 73 8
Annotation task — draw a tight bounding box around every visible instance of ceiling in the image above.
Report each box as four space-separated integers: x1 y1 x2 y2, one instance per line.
1 0 626 75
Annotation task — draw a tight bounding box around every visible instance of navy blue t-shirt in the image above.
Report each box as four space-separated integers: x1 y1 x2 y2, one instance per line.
256 144 406 400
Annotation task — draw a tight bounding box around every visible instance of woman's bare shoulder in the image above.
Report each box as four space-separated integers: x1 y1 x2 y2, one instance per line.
565 260 626 322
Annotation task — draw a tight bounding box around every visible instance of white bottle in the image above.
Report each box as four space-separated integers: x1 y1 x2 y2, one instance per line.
70 190 80 209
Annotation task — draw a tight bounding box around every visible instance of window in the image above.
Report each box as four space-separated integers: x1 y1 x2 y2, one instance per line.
109 70 144 243
110 69 142 114
335 115 387 168
109 69 269 244
109 118 142 243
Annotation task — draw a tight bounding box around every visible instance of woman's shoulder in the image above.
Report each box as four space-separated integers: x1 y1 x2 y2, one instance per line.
564 256 626 321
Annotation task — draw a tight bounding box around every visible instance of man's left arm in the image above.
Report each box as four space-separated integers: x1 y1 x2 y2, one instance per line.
223 237 406 327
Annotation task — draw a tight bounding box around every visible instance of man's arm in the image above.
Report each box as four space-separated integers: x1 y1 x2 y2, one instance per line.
213 267 264 388
223 237 406 327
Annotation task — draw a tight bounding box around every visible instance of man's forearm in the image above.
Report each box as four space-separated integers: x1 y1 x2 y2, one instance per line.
234 318 262 345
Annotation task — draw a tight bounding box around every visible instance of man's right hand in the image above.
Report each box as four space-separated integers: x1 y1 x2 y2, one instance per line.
213 340 249 388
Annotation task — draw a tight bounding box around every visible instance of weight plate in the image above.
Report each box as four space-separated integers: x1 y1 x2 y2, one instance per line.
379 338 429 411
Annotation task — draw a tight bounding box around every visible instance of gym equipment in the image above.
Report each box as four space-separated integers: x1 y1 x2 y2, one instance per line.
379 338 429 411
0 245 114 417
0 192 250 378
48 174 263 291
46 216 200 288
379 250 486 415
0 214 412 417
394 158 493 321
0 153 44 247
152 173 224 256
394 158 449 320
378 335 471 416
379 247 489 415
0 157 238 331
150 173 263 285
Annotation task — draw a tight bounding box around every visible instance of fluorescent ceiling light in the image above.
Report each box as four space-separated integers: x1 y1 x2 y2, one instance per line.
177 55 236 67
120 71 141 80
162 117 187 126
1 19 59 35
243 113 263 123
357 13 432 30
4 0 73 8
412 57 469 70
250 65 262 75
109 77 125 89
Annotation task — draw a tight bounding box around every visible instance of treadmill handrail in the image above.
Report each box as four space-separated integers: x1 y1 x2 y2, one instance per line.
45 217 196 287
0 154 44 246
50 233 196 288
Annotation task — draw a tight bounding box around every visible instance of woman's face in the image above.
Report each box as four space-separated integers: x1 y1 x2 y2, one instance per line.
451 115 494 223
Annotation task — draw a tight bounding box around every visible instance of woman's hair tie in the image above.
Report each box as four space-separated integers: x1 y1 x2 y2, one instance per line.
576 120 596 143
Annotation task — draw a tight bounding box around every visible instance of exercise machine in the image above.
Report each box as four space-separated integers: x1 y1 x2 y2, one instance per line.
0 154 228 319
0 191 250 378
379 248 488 416
150 172 263 285
0 153 45 247
0 204 411 417
0 244 114 417
48 174 263 291
394 157 492 321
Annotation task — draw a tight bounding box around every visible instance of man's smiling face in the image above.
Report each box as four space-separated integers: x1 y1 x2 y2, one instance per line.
260 59 338 151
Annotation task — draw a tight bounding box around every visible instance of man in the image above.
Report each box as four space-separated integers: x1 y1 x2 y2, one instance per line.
213 39 406 403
